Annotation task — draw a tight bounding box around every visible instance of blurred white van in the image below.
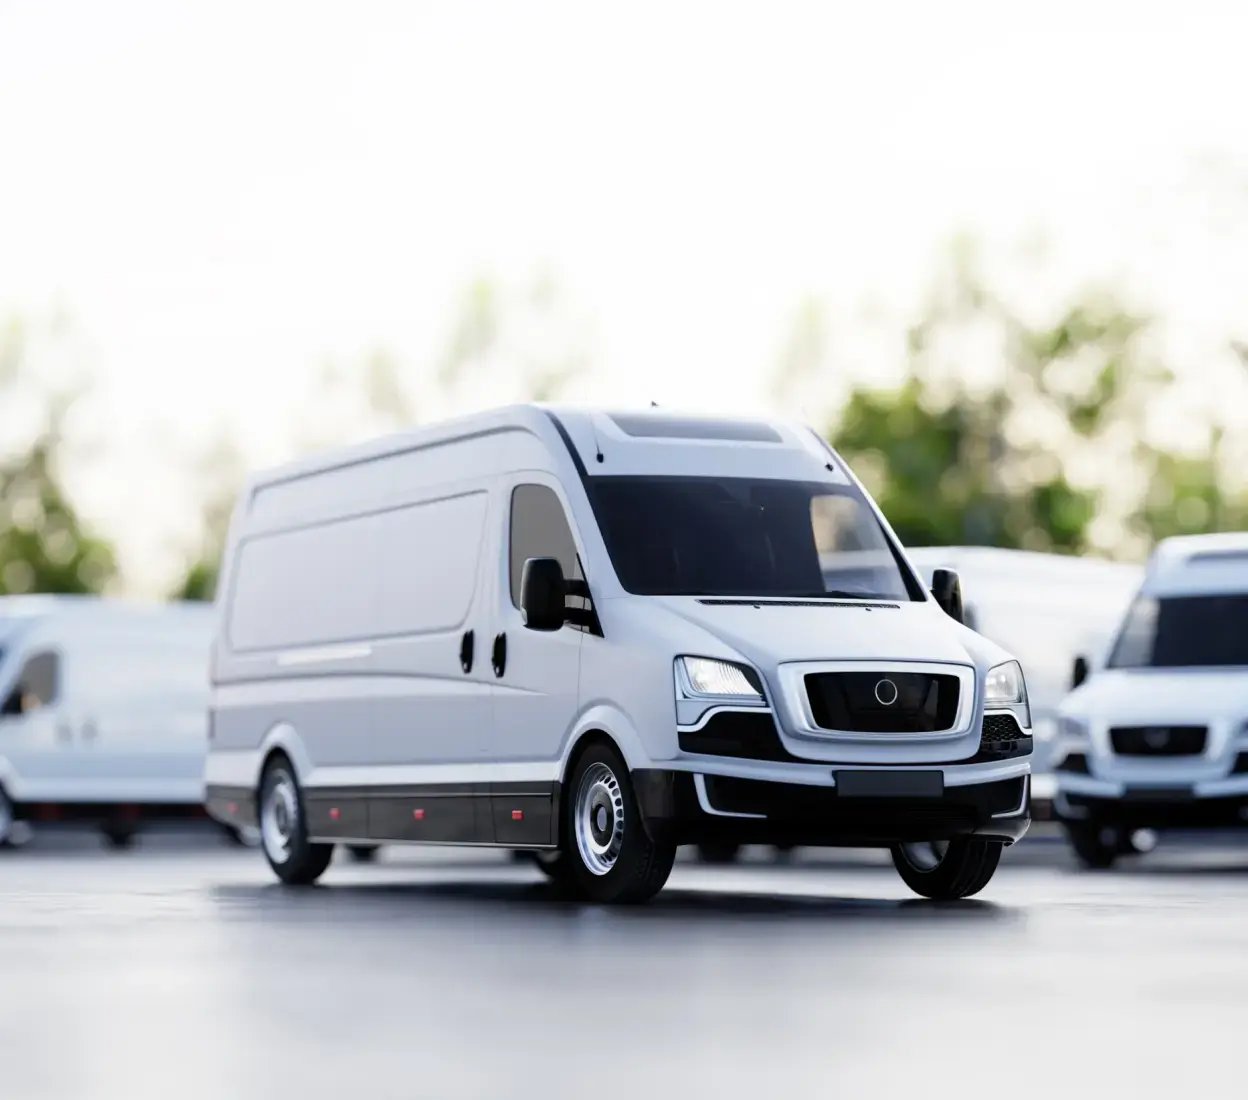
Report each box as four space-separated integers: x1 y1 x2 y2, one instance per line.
1055 533 1248 867
207 406 1032 903
908 547 1142 802
0 596 214 847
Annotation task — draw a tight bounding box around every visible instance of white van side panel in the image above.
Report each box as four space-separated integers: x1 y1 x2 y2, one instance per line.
228 491 488 653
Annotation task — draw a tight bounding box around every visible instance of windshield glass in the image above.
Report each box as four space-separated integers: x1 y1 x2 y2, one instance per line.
588 476 919 600
1108 593 1248 668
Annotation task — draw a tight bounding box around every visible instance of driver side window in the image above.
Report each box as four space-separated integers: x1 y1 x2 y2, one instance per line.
509 484 582 608
1 652 61 718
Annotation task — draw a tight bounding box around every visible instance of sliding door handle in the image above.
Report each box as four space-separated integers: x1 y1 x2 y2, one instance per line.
491 633 507 678
459 630 475 673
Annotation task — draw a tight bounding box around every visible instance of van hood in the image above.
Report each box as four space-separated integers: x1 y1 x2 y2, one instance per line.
651 596 999 670
1062 667 1248 724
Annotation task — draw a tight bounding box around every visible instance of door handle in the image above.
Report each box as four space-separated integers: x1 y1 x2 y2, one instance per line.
459 630 475 673
81 719 99 742
491 633 507 678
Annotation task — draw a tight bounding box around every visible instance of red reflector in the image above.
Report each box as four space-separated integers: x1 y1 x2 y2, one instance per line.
329 807 341 822
511 809 524 821
412 808 425 821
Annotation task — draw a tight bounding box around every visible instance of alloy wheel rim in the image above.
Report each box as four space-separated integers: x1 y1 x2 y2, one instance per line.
900 840 949 872
261 773 299 864
574 762 624 876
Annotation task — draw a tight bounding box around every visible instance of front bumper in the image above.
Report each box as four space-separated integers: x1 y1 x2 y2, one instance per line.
635 769 1030 848
1056 788 1248 829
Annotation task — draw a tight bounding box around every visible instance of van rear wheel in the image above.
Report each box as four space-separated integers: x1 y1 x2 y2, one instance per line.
259 759 334 885
563 743 676 904
891 838 1002 900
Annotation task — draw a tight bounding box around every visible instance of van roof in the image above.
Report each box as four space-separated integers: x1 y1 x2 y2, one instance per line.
1144 532 1248 597
0 595 213 628
243 404 833 494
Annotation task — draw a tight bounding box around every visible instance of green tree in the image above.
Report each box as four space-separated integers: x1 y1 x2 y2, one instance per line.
0 315 117 595
782 244 1247 557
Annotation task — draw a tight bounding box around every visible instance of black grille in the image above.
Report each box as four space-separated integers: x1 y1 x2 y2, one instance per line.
805 671 960 733
1110 726 1207 757
1232 753 1248 776
981 713 1025 744
678 711 797 762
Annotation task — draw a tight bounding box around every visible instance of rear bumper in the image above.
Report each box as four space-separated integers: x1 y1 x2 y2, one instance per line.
635 769 1030 847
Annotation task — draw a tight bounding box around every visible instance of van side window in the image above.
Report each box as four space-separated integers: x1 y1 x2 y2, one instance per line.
509 485 582 608
1 652 60 717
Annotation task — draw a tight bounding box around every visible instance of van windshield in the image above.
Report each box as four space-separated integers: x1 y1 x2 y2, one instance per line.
1108 593 1248 668
587 475 919 600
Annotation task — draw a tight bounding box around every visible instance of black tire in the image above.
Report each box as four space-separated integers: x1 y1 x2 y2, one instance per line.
891 838 1002 900
101 819 138 850
562 742 676 904
258 757 334 886
1064 822 1120 870
696 842 742 865
0 786 14 849
528 848 578 888
346 844 380 863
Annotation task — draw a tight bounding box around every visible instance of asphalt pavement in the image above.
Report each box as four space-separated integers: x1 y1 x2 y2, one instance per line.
4 829 1248 1100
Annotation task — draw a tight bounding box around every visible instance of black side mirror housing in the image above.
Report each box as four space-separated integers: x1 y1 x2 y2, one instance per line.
520 557 568 631
0 689 23 718
930 568 965 624
1071 655 1089 690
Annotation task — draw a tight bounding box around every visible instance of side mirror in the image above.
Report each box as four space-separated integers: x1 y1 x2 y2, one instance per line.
520 557 567 632
0 689 23 718
1071 655 1089 690
930 568 964 624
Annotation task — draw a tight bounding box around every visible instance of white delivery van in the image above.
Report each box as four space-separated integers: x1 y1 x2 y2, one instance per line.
0 596 214 846
206 406 1032 902
908 547 1141 804
1055 533 1248 867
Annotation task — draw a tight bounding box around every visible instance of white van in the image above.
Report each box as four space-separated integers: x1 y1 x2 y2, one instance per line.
0 596 214 846
205 406 1032 902
1055 533 1248 867
908 547 1142 803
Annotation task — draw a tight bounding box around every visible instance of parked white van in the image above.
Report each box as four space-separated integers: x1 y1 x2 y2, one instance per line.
206 406 1032 901
0 596 214 846
1055 533 1248 867
908 547 1142 803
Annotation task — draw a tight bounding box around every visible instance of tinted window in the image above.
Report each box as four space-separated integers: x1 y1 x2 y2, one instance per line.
3 651 60 716
588 476 917 600
1109 594 1248 668
509 485 582 607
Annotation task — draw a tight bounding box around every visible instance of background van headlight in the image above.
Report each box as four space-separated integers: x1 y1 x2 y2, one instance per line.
984 660 1030 726
677 656 763 700
1059 716 1090 743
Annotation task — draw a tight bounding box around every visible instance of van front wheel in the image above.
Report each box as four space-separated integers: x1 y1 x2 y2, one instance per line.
564 744 676 904
891 838 1002 900
259 759 334 886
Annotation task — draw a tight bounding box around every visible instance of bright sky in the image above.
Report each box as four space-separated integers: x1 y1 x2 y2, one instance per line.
3 0 1248 593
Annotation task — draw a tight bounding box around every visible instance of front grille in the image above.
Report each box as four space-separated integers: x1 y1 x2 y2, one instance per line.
1110 726 1207 757
805 671 960 733
981 713 1025 744
1232 753 1248 776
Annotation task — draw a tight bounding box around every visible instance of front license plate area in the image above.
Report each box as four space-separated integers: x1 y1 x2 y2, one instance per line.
835 770 944 798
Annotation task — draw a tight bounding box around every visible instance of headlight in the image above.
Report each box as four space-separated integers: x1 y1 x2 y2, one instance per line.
677 656 763 699
1059 716 1090 742
984 661 1026 707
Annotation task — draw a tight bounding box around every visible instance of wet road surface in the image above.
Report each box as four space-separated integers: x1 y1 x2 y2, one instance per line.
3 832 1247 1099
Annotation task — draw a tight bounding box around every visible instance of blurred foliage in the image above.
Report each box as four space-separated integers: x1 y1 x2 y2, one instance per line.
0 316 117 595
792 247 1248 556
